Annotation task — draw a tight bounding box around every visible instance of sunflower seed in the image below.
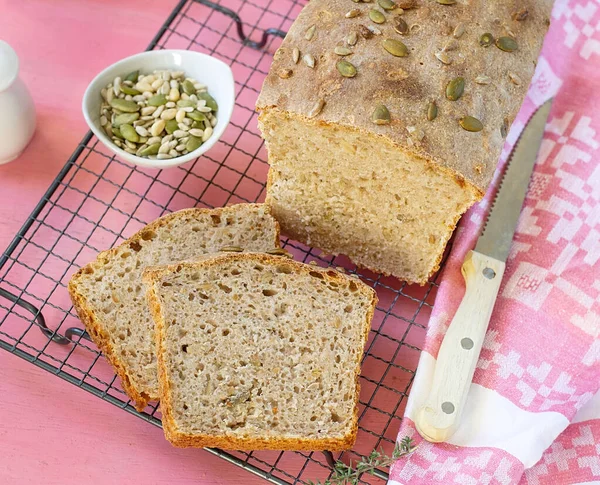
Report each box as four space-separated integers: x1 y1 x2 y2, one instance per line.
512 8 529 21
346 8 361 18
368 25 382 35
392 16 409 35
113 77 122 97
308 98 326 118
150 120 166 137
267 248 293 258
453 22 466 38
359 24 374 39
501 117 509 138
305 24 317 41
479 33 494 47
459 116 483 132
508 72 522 85
303 53 316 68
147 136 161 145
337 60 358 77
173 130 188 138
371 104 391 125
435 51 451 64
443 39 459 51
100 115 108 126
160 108 178 121
278 68 293 79
496 36 518 52
446 77 465 101
378 0 396 10
292 47 300 64
156 153 173 160
383 38 409 57
135 125 149 137
474 75 492 85
427 101 438 121
202 126 213 142
369 9 386 23
158 143 171 154
334 46 353 56
189 128 204 137
175 109 186 123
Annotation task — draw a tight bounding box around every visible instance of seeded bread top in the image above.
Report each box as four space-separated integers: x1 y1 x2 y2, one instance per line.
256 0 552 194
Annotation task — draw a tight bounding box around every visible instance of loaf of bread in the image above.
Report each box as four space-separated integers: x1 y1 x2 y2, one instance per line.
68 204 280 411
145 253 377 450
257 0 552 283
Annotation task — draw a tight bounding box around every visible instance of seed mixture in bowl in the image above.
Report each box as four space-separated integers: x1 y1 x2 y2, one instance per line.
99 70 218 160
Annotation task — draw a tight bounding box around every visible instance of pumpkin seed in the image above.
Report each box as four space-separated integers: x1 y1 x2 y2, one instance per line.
337 60 357 77
371 104 391 125
308 98 326 118
369 9 386 24
474 75 492 85
459 116 483 132
120 85 141 96
427 101 438 121
382 38 408 57
177 99 197 108
378 0 396 10
347 31 359 46
436 0 456 4
496 36 518 52
305 24 317 41
120 124 140 143
124 70 139 83
278 68 294 79
186 135 203 152
198 92 218 111
479 33 494 47
435 51 451 64
359 24 374 39
292 47 300 64
109 98 140 113
453 22 466 38
165 119 179 134
148 94 167 107
113 112 140 126
182 79 196 95
303 53 316 68
334 46 353 56
501 117 509 138
139 143 160 156
393 16 409 34
346 8 361 18
112 125 123 139
187 110 207 122
446 77 465 101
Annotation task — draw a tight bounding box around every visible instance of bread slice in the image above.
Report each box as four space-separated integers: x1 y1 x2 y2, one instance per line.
68 204 280 411
145 253 377 450
256 0 552 284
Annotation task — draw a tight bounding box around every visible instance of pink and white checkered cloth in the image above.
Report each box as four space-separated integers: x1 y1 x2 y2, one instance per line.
389 1 600 484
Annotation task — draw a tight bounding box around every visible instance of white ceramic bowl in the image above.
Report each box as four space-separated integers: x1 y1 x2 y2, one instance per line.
82 50 235 169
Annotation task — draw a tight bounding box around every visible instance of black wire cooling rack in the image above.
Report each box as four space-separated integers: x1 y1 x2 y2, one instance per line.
0 1 441 483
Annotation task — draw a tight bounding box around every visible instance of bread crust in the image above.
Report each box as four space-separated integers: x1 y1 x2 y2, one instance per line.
68 204 280 412
256 0 552 193
145 252 377 450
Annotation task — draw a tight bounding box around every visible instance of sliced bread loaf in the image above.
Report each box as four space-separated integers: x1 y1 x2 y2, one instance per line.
68 204 280 411
145 253 377 450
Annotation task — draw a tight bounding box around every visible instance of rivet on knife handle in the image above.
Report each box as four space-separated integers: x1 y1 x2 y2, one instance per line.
415 250 505 443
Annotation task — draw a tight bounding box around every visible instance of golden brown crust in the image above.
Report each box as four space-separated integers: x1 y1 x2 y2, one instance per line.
256 0 552 193
68 204 280 411
146 252 377 450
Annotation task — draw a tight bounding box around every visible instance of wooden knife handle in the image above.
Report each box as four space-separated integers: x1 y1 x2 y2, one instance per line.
415 250 505 443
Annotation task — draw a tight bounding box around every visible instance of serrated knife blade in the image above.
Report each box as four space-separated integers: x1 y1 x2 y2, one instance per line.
475 99 553 262
415 99 553 444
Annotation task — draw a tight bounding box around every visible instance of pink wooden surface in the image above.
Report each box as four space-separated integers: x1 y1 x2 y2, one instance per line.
0 1 264 483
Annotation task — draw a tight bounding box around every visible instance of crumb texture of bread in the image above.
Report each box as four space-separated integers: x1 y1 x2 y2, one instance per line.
68 204 280 410
256 0 552 283
147 253 377 450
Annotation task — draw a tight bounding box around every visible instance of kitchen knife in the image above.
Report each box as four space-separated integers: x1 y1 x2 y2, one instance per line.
415 99 553 443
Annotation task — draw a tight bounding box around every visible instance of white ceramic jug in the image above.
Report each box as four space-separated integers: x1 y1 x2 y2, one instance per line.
0 40 36 165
